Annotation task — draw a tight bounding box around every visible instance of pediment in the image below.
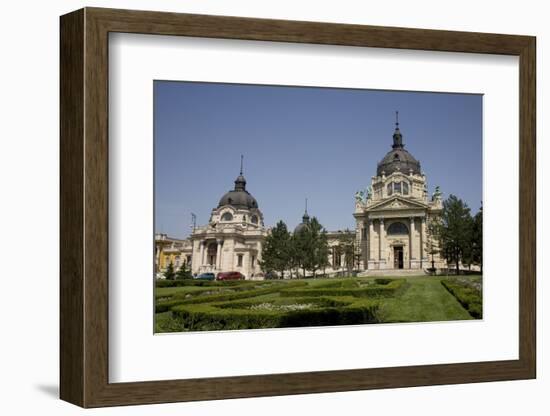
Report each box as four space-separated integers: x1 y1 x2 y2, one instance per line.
366 196 428 212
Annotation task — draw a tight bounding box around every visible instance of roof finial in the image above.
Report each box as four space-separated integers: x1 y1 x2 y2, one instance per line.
302 198 310 223
240 154 244 175
392 111 404 149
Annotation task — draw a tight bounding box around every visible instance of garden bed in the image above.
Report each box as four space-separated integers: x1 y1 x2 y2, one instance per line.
171 296 379 331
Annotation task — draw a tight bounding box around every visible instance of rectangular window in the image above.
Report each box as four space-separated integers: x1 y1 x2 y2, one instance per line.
237 254 243 267
251 256 256 267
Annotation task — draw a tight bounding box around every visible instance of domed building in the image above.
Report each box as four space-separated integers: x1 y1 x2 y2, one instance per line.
293 203 311 235
155 115 445 279
353 114 444 271
187 159 267 279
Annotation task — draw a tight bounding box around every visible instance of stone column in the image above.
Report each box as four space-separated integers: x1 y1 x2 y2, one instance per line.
409 217 415 269
356 220 364 270
202 241 208 266
368 219 375 268
379 219 386 268
198 242 204 267
243 252 250 279
421 217 426 268
155 246 161 272
216 240 223 270
363 224 368 269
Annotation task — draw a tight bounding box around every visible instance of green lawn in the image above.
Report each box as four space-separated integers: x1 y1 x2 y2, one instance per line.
155 275 481 332
378 277 473 323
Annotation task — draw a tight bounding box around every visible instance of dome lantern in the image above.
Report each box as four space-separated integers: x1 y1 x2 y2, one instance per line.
376 112 421 177
217 155 259 209
392 111 404 149
294 198 311 234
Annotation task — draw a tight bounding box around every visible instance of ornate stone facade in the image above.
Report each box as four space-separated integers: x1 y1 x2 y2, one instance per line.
189 163 267 279
353 117 444 271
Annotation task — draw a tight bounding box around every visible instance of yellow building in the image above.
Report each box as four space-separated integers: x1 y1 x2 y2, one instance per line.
155 233 192 277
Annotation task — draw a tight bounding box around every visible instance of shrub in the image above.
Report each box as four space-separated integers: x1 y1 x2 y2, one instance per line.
155 279 190 288
157 278 406 330
155 281 308 313
441 279 482 319
176 263 193 280
171 298 380 331
164 262 175 280
279 279 406 298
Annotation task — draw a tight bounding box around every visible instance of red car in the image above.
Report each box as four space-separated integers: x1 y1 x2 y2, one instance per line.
216 271 245 281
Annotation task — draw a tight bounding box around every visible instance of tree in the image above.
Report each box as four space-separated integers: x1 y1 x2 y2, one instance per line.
461 216 476 270
332 244 343 275
424 217 440 271
260 220 291 279
315 228 331 277
471 205 483 273
291 217 330 278
176 262 192 280
336 229 356 275
435 195 473 275
164 261 175 280
292 229 309 278
288 234 301 279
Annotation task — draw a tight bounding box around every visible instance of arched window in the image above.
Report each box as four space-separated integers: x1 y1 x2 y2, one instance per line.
387 222 409 235
221 212 233 221
251 215 258 224
387 183 393 196
394 181 402 194
403 182 409 195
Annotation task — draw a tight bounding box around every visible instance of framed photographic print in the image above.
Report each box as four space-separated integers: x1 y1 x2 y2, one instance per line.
60 7 536 408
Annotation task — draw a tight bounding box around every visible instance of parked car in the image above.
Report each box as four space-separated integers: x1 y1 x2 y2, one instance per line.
195 272 215 281
216 271 245 281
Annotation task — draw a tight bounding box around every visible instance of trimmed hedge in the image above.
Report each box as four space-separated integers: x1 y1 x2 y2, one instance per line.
279 279 406 299
171 297 380 331
218 296 351 310
308 279 360 289
155 279 271 288
155 281 308 313
441 279 482 319
374 278 392 285
156 278 408 330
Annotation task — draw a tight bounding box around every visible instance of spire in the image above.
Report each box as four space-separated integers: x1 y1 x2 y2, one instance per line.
392 111 404 149
234 155 246 191
302 198 310 223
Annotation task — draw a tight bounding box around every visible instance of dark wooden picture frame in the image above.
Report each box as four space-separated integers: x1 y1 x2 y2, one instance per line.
60 7 536 408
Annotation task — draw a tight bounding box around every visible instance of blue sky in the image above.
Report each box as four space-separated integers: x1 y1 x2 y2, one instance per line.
154 81 482 239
